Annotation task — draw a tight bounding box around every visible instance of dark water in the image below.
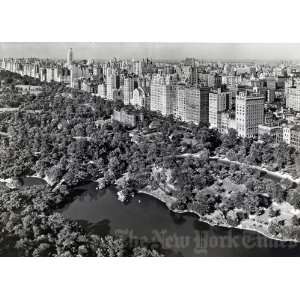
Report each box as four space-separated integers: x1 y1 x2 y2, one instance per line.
21 177 47 186
60 182 300 257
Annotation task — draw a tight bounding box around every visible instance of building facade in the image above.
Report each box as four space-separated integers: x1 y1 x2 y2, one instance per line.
290 125 300 150
176 85 209 124
150 74 177 116
132 87 146 107
235 91 264 138
111 109 144 128
258 125 282 142
209 88 231 129
123 77 135 105
67 48 73 66
286 85 300 111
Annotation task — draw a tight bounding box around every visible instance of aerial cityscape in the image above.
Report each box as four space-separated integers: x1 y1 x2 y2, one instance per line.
1 43 300 256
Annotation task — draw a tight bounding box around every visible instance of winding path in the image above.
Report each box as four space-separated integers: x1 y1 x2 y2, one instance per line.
180 153 300 184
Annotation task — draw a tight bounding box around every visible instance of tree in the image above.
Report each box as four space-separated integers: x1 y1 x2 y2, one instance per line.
269 207 280 218
242 194 260 214
226 149 238 161
221 128 238 150
272 183 286 203
288 190 300 209
226 210 240 226
247 143 262 165
194 192 215 215
274 142 289 169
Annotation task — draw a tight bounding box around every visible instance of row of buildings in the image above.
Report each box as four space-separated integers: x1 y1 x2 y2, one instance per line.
3 49 300 150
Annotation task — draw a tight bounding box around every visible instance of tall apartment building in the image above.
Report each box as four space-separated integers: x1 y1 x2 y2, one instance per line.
282 124 292 145
70 64 81 80
150 74 177 116
286 84 300 111
208 74 222 88
123 77 135 105
132 87 146 107
97 83 107 98
185 87 209 124
33 63 40 79
181 66 192 82
53 66 70 83
265 76 276 90
223 75 241 89
67 48 73 66
46 67 54 82
106 72 119 100
176 85 186 121
1 58 6 69
39 67 47 82
190 66 198 85
290 125 300 150
133 61 144 76
176 85 209 124
218 112 236 135
267 88 275 103
93 65 103 77
209 88 231 129
235 91 264 138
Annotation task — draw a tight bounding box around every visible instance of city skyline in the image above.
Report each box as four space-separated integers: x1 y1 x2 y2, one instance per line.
2 43 300 61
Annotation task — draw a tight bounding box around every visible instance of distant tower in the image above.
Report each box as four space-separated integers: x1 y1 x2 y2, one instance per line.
67 48 73 66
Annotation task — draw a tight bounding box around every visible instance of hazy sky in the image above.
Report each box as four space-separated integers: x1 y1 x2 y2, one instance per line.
1 43 300 61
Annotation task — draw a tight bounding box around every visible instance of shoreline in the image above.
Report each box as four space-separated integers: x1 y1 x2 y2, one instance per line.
18 175 300 244
26 173 56 186
139 187 299 244
0 177 16 189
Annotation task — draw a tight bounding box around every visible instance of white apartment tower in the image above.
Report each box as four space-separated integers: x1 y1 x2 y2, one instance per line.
236 91 264 138
132 87 146 107
286 82 300 112
106 68 119 101
124 77 135 105
209 88 231 129
98 83 107 98
107 73 117 100
150 74 177 116
176 85 186 121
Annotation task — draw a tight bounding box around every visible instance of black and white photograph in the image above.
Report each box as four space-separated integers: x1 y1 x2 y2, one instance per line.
1 0 299 299
2 42 300 257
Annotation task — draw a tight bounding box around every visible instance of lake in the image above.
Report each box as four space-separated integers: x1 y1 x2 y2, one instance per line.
60 182 300 256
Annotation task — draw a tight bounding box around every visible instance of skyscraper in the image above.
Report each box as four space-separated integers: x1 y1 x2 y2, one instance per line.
176 85 210 124
190 87 209 124
132 87 146 107
176 84 186 121
106 70 120 101
150 74 177 116
286 79 300 111
236 90 264 138
98 83 107 98
209 88 231 129
67 48 73 66
124 77 135 105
